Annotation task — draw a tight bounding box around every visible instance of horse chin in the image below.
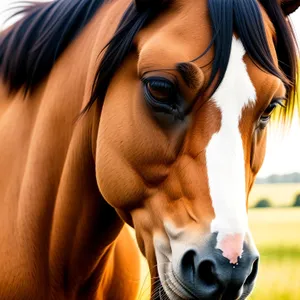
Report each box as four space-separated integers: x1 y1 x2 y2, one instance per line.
152 279 182 300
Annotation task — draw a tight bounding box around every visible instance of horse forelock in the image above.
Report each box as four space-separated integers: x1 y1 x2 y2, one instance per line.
87 0 298 124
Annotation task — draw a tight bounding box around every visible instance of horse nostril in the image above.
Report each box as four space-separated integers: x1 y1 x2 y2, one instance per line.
198 260 217 286
245 258 259 286
181 250 196 282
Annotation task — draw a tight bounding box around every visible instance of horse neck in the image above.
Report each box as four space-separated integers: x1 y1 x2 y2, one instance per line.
0 1 130 297
42 1 131 294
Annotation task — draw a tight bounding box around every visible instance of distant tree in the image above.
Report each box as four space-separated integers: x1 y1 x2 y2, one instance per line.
293 194 300 207
255 199 272 208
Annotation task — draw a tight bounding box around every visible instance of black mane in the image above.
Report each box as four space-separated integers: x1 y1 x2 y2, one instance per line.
0 0 298 121
0 0 105 94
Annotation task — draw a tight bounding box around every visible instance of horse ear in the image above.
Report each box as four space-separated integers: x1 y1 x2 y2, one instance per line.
134 0 169 12
280 0 300 15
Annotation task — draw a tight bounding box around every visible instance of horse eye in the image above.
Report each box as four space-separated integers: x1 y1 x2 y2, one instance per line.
145 78 176 103
142 77 184 120
259 98 286 128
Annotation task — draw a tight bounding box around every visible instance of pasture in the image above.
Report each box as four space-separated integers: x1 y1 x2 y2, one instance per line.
137 207 300 300
249 183 300 207
249 208 300 300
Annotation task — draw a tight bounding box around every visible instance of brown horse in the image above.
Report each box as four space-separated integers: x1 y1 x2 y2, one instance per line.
0 0 299 299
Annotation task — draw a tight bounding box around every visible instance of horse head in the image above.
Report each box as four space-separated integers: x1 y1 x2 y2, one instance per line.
91 0 299 298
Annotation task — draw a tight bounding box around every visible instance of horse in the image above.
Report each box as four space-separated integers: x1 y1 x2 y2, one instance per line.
0 0 299 299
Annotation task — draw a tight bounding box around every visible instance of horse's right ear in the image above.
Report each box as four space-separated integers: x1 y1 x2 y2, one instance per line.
134 0 169 12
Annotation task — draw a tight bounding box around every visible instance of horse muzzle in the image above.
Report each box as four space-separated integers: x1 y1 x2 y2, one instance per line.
155 233 259 300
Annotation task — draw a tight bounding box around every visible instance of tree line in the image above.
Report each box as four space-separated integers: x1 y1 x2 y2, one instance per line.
256 172 300 184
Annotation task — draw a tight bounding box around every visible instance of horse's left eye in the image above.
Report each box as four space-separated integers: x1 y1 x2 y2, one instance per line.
142 77 183 120
259 98 286 128
146 78 176 102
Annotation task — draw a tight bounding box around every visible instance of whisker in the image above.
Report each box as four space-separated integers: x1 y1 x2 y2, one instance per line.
152 278 173 300
150 273 174 300
138 263 173 300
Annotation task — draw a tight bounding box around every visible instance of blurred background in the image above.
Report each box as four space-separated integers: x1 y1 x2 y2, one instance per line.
248 9 300 300
1 1 300 299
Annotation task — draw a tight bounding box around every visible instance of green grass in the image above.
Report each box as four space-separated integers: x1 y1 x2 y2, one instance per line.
248 208 300 300
259 246 300 260
249 258 300 300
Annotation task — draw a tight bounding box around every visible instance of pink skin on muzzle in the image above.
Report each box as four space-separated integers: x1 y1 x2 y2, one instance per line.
219 233 244 264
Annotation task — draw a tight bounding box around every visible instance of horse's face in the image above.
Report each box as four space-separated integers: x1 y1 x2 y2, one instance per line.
96 1 288 299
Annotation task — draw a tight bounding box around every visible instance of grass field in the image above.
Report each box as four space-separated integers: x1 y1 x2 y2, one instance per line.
248 208 300 300
249 183 300 207
137 207 300 299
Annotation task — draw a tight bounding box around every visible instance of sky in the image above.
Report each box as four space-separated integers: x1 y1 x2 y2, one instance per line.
0 1 299 177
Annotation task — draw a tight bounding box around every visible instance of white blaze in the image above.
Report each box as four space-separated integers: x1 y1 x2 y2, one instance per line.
206 37 256 261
